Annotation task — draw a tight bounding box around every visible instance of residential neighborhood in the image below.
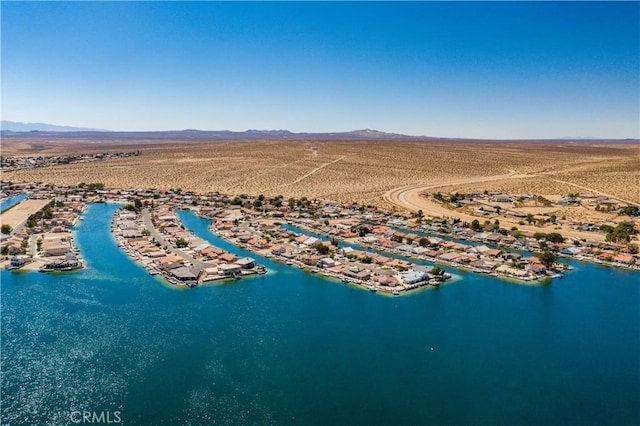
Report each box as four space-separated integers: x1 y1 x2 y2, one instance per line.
2 182 639 290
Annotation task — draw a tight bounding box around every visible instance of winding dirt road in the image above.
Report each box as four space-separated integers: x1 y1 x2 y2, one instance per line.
381 170 620 241
384 169 526 215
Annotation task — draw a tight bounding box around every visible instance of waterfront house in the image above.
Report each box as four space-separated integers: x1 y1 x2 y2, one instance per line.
372 254 391 264
561 247 582 256
527 263 546 274
374 275 400 287
486 233 503 243
385 259 411 270
439 252 463 262
318 258 336 269
301 255 322 266
236 257 256 269
295 235 309 244
612 254 635 265
171 267 200 282
42 236 71 256
10 255 27 268
471 260 495 272
411 246 428 255
218 263 241 277
401 269 429 284
484 249 502 258
270 245 286 255
425 249 440 258
200 246 219 259
219 252 238 263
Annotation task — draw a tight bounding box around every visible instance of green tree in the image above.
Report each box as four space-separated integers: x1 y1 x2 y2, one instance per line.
313 242 330 255
431 266 444 276
175 238 188 248
355 226 370 237
471 219 482 231
1 224 12 234
533 232 547 241
418 237 429 247
545 232 565 243
87 182 105 191
539 251 557 269
619 206 640 216
605 221 636 244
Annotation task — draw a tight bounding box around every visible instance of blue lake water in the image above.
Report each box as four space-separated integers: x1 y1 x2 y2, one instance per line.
1 203 639 425
0 193 28 213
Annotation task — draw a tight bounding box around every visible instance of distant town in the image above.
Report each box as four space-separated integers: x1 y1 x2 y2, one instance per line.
0 151 140 172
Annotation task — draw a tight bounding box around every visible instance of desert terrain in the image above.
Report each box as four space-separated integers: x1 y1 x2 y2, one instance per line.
2 137 638 214
0 199 51 230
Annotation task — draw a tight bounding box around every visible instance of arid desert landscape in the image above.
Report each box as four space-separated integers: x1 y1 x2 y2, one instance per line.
2 136 638 207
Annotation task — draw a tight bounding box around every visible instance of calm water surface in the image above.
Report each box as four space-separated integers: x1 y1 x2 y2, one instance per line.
1 204 638 425
0 193 28 213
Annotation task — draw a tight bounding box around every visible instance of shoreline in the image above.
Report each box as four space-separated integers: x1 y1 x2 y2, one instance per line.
283 220 559 284
111 206 267 288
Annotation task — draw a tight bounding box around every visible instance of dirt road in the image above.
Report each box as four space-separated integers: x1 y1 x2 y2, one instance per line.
383 171 608 241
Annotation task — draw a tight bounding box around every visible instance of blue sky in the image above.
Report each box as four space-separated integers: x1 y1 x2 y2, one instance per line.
2 1 638 138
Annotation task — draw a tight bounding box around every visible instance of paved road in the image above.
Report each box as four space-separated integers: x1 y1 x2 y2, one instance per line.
141 208 205 270
28 234 39 257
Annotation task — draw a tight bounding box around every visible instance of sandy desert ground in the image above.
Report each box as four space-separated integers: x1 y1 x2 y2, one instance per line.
2 138 638 212
0 199 51 229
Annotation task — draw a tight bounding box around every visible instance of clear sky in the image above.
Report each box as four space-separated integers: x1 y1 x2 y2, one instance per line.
2 1 639 139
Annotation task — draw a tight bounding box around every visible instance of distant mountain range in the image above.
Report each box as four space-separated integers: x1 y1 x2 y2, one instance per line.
1 121 109 132
1 121 635 142
0 121 423 140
